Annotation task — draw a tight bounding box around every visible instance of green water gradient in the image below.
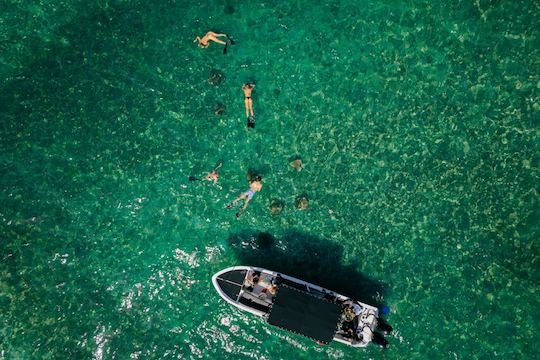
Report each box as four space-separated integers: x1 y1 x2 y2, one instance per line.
1 0 539 359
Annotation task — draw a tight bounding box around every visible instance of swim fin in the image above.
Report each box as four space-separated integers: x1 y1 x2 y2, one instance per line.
223 44 228 54
247 116 255 128
189 176 201 181
227 35 235 45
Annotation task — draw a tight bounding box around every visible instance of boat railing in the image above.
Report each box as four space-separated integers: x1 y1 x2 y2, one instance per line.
278 276 309 292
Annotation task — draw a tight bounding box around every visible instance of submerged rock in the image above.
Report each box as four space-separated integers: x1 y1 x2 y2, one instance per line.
295 196 309 210
224 3 235 14
208 69 225 86
213 102 226 115
269 199 284 215
290 158 303 171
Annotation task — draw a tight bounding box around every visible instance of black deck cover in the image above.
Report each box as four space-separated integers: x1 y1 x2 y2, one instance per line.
218 269 247 285
216 278 242 301
216 270 247 301
267 284 342 342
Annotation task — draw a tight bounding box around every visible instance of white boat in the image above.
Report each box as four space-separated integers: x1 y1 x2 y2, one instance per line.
212 266 384 347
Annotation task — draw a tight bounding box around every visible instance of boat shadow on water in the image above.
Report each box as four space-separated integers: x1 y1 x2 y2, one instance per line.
226 230 387 309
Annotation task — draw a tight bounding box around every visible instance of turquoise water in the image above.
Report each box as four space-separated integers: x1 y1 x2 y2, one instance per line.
1 0 539 359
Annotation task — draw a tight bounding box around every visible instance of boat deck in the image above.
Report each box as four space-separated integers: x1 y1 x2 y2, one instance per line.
212 266 380 347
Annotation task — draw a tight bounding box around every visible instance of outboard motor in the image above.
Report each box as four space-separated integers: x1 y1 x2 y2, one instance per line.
372 306 393 346
372 331 389 348
377 318 393 335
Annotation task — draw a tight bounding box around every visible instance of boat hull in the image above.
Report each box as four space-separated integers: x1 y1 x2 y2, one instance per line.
212 266 379 347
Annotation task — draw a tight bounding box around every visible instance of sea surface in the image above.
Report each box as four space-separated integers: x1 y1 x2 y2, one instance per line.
1 0 539 359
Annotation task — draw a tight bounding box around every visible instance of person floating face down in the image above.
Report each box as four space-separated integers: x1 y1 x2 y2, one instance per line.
242 83 255 128
194 31 235 53
194 31 226 48
227 176 263 218
203 162 222 186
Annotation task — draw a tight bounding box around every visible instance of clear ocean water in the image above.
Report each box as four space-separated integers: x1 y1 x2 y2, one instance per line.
1 0 539 359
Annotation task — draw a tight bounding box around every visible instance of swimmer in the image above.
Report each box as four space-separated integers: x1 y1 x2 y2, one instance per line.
203 162 222 185
242 83 255 127
226 176 262 218
194 31 235 53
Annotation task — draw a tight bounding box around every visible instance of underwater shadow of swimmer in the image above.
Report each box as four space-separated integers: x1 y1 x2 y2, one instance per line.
226 230 386 307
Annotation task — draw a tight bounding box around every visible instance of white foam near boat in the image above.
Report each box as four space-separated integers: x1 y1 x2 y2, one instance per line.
212 265 380 347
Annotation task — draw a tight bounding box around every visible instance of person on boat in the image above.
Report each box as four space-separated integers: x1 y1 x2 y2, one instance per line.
226 176 262 218
343 306 356 321
339 322 355 341
257 283 277 300
262 284 277 296
342 300 361 319
344 300 362 316
194 31 233 50
244 272 259 291
203 162 222 185
242 83 255 128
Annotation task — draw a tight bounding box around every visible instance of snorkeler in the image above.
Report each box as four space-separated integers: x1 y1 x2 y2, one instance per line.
189 162 222 187
204 162 222 185
226 176 262 218
194 31 235 53
242 83 255 128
